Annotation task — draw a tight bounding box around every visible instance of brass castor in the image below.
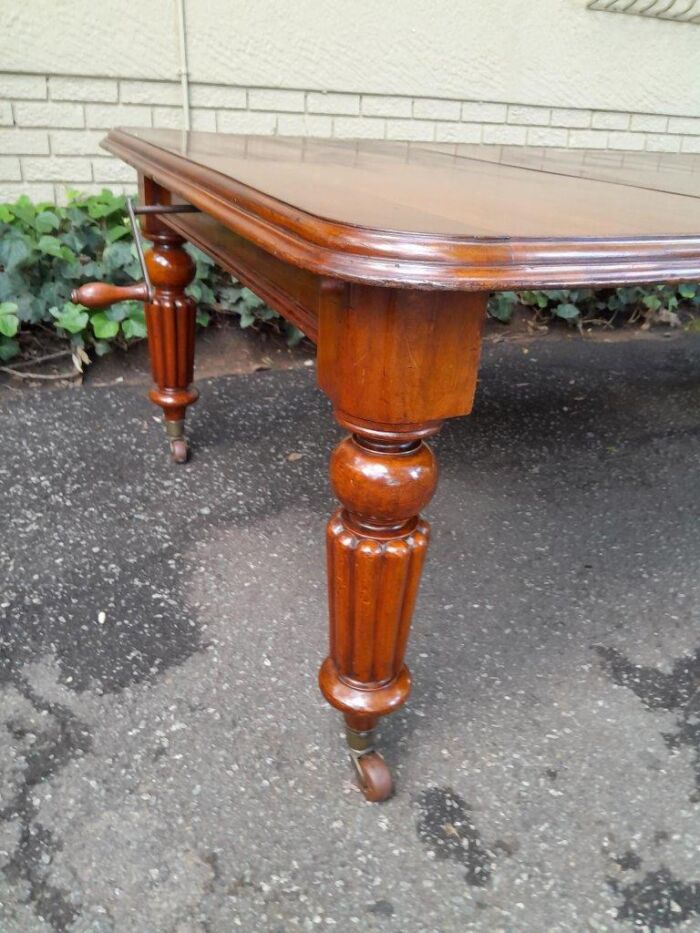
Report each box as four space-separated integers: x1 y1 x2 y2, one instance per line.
346 726 394 802
169 437 189 463
353 751 394 802
165 420 189 464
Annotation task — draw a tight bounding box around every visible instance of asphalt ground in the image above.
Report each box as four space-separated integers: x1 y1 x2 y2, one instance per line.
1 333 700 932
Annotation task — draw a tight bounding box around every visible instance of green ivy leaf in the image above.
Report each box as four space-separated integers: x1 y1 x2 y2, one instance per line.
0 272 14 301
186 244 216 267
0 233 32 271
554 302 580 320
102 240 134 273
198 282 215 305
90 311 119 339
642 295 662 311
196 310 211 327
36 235 64 258
93 340 112 356
219 284 244 304
104 224 131 243
106 300 138 322
285 323 304 347
60 229 87 253
87 191 126 219
123 259 143 280
239 287 265 310
51 301 89 334
11 196 36 227
0 335 20 360
121 315 147 339
35 210 60 234
679 283 697 299
488 293 517 323
0 301 20 337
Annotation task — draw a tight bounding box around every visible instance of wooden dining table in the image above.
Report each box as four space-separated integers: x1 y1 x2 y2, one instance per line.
73 129 700 801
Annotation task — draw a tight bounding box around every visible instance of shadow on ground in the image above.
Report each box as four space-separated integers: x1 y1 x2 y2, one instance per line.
1 333 700 932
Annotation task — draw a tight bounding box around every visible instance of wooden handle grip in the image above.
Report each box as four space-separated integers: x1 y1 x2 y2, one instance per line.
71 281 149 308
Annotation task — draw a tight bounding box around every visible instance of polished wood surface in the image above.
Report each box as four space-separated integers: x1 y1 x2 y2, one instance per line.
319 287 486 758
103 128 700 289
72 281 149 306
74 126 700 801
450 144 700 199
316 286 485 799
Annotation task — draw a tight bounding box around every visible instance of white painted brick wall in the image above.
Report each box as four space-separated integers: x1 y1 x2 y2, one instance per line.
508 105 549 126
551 108 590 128
386 119 434 141
248 89 304 112
49 76 117 103
307 92 360 115
0 72 698 204
1 101 15 126
412 98 461 121
461 102 507 123
0 157 22 181
435 122 481 143
188 85 246 109
0 74 47 100
591 111 630 131
361 96 412 118
14 101 84 128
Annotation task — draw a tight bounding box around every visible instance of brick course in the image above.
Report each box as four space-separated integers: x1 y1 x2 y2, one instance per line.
0 72 696 203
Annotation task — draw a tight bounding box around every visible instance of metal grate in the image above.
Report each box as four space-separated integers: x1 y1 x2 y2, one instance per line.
587 0 700 23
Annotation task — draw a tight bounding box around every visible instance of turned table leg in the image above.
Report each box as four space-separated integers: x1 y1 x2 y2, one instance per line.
316 282 487 800
320 424 439 800
71 176 199 464
142 229 199 463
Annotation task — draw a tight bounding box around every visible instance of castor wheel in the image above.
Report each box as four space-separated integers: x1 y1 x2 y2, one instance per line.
353 751 394 802
169 437 189 463
164 419 189 463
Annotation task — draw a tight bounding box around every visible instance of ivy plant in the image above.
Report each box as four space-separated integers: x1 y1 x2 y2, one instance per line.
488 284 700 328
0 190 698 367
0 189 303 365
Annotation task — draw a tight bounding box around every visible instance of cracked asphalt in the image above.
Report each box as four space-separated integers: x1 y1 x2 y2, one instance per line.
1 333 700 932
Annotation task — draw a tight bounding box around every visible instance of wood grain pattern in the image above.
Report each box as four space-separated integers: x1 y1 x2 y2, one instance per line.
317 284 487 432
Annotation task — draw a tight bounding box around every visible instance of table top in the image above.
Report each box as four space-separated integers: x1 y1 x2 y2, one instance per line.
105 128 700 290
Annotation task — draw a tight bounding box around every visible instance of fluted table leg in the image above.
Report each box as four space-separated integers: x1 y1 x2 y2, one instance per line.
316 282 487 799
320 425 439 800
143 230 198 463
